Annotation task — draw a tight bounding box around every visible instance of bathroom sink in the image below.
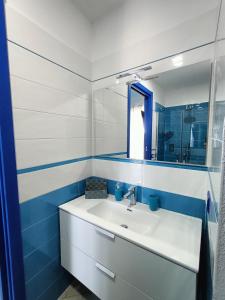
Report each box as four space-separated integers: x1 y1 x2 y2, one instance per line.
60 195 202 273
87 201 159 236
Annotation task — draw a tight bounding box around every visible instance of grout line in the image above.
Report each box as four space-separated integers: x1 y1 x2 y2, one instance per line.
13 106 90 120
36 271 69 300
11 74 90 101
22 212 58 233
23 233 59 259
25 255 60 285
8 39 91 82
9 37 225 83
92 41 216 82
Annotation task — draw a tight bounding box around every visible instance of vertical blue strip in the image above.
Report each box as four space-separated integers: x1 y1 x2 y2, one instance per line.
0 0 26 299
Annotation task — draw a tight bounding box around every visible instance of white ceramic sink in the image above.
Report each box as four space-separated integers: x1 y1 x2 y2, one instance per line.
87 201 160 236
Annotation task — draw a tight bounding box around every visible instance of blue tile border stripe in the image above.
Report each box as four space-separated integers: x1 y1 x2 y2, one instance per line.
92 176 206 219
17 156 92 174
97 152 127 157
17 154 208 175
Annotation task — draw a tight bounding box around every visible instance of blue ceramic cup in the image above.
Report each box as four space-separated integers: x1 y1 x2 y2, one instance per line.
115 189 123 201
149 195 159 211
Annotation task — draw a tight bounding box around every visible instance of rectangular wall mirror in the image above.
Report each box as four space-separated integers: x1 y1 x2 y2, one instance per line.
93 59 211 166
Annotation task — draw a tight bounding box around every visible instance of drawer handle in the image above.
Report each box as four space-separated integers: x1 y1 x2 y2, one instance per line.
96 262 115 279
96 227 115 240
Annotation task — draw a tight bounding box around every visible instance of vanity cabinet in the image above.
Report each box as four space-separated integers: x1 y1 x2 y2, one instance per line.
60 210 197 300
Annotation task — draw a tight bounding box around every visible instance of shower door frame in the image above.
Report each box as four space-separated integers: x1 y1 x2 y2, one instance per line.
0 1 26 299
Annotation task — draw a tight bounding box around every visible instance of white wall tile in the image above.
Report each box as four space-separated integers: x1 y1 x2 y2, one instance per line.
11 76 90 118
5 4 91 79
18 160 92 203
8 42 91 100
93 87 127 155
92 159 207 200
13 109 91 139
15 139 91 169
92 10 217 80
92 159 143 186
143 164 207 200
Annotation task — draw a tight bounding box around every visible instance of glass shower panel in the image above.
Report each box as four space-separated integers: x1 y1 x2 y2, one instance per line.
163 108 183 162
182 104 208 164
157 103 208 165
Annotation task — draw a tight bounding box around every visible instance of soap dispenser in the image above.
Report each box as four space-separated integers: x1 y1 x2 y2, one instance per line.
115 182 123 201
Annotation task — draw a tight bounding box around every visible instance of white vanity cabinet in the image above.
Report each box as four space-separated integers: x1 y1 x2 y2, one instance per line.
60 210 197 300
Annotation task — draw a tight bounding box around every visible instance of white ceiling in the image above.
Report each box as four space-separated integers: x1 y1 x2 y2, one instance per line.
72 0 125 23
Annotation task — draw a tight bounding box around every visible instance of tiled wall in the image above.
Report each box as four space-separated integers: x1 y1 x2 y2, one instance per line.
92 158 207 219
157 102 208 164
92 1 219 80
6 3 92 299
93 87 127 155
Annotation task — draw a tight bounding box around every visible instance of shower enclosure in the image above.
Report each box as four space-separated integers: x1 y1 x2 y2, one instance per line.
157 103 208 165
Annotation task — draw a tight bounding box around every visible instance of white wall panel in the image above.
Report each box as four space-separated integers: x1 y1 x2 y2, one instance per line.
13 109 91 140
8 43 91 100
93 87 127 155
92 10 217 80
5 4 91 79
92 159 143 186
15 139 91 169
6 2 92 204
142 164 207 200
18 160 92 203
92 159 207 200
11 76 90 118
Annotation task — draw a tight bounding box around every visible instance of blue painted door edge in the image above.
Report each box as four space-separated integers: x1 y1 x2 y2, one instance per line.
0 1 26 299
127 83 153 160
127 84 131 158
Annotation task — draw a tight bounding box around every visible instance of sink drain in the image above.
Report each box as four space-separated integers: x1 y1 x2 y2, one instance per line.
120 224 128 229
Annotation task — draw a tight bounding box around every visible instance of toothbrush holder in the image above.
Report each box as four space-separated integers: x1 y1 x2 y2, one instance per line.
149 195 159 211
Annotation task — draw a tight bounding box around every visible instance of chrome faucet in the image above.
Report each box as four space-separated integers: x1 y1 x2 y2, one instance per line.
124 186 137 207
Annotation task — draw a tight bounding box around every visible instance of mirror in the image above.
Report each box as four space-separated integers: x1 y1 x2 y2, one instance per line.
93 59 211 165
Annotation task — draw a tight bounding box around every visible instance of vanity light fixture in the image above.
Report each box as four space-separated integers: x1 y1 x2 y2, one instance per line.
116 65 152 81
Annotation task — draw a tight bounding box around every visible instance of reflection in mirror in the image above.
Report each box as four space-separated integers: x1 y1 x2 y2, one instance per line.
93 60 211 166
128 84 152 160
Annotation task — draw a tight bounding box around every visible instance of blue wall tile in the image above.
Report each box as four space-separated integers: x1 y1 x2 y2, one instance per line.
25 257 62 300
20 179 86 300
37 271 72 300
142 186 205 219
22 213 59 257
20 181 85 231
21 173 206 300
24 234 59 282
93 176 205 219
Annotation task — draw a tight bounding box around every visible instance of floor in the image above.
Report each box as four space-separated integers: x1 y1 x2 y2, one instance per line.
58 280 99 300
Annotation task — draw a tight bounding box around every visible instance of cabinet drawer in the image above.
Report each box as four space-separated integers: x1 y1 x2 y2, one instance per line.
60 210 196 300
61 241 153 300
